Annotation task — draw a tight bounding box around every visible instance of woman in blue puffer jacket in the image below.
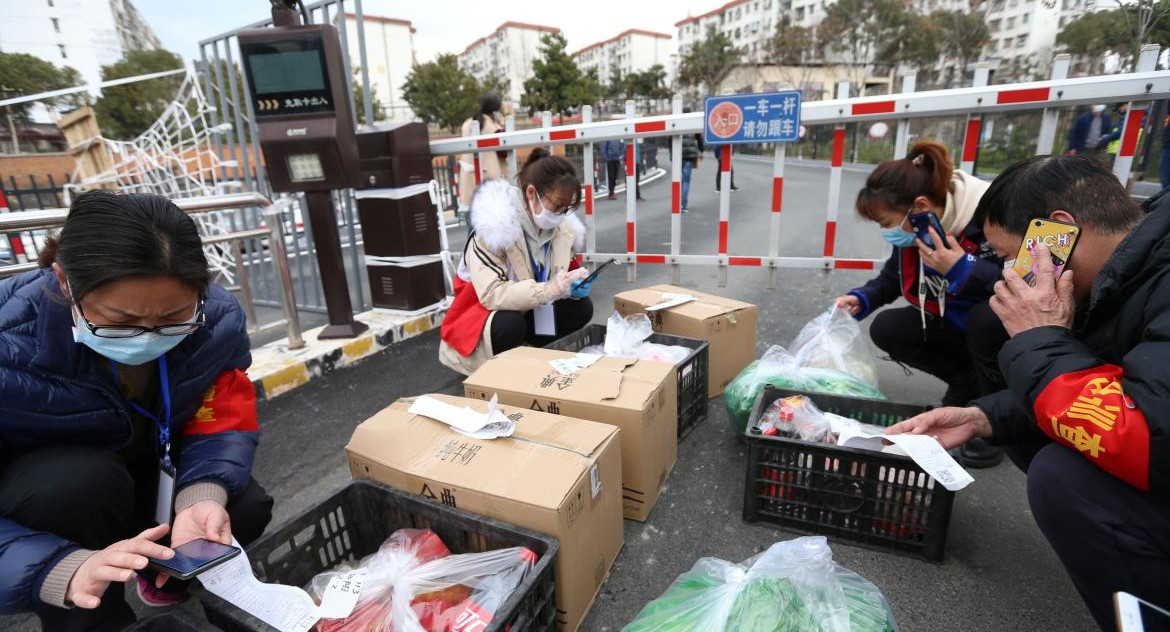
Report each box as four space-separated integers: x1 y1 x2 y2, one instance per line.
0 191 272 631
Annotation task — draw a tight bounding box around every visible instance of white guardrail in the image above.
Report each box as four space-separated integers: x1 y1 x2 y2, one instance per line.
430 47 1167 287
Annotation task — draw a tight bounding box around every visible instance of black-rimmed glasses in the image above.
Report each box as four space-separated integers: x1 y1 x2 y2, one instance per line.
75 299 206 339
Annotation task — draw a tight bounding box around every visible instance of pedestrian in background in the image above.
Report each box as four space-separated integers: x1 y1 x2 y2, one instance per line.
458 92 508 212
1101 103 1143 168
679 132 703 212
600 139 624 200
1068 104 1112 158
711 143 739 192
634 138 646 201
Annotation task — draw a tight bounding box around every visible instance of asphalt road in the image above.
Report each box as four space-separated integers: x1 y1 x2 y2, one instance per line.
0 153 1096 631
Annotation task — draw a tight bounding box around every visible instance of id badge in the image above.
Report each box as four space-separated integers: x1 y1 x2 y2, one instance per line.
156 461 176 525
534 303 556 336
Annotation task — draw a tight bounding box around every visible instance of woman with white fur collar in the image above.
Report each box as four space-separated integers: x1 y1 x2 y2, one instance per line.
439 149 592 375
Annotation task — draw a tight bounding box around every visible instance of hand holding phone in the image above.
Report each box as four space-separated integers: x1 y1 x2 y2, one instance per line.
1011 219 1081 286
909 211 947 250
148 538 241 581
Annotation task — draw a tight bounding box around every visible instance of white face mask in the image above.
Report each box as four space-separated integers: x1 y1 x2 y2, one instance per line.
529 190 567 230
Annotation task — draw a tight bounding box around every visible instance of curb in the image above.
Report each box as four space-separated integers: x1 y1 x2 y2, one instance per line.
249 305 448 401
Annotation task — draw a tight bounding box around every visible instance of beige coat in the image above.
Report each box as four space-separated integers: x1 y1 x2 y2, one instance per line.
439 180 585 375
457 115 508 208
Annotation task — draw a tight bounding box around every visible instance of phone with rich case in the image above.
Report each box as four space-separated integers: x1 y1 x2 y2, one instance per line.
1012 219 1081 286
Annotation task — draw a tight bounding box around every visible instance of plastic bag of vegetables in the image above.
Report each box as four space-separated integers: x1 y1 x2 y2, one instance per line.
791 306 880 388
724 345 885 435
622 536 897 632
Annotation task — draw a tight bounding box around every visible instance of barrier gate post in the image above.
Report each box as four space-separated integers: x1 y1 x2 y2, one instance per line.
1112 44 1161 189
670 96 683 285
505 114 517 180
718 143 731 287
769 142 785 289
960 63 992 174
625 100 637 283
471 119 483 186
1036 55 1071 155
823 79 850 265
582 105 596 256
894 72 917 160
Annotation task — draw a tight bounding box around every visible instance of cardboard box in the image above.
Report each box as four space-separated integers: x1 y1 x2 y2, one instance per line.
614 285 758 397
464 347 677 522
346 393 624 632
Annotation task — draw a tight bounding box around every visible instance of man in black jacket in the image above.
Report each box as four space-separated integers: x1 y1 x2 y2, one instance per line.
887 155 1170 631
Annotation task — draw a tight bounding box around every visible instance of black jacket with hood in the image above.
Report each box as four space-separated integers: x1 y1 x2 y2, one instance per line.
975 188 1170 495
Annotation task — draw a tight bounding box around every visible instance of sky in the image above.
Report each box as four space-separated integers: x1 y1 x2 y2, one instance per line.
134 0 717 64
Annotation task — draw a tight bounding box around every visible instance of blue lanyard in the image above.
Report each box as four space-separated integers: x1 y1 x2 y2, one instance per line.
527 241 551 282
110 355 173 468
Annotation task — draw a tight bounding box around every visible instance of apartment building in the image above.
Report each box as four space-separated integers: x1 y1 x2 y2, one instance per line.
573 29 675 86
337 13 417 122
458 22 560 105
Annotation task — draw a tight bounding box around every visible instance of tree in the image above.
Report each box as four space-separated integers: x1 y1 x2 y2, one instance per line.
927 9 989 86
352 68 386 124
93 49 184 140
1057 10 1128 74
1058 0 1170 71
1115 0 1170 70
402 54 480 132
522 32 598 116
677 27 742 95
818 0 910 95
0 52 86 152
763 17 826 95
628 65 672 101
480 72 511 99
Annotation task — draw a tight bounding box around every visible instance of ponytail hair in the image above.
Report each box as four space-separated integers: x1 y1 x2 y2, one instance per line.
856 139 954 221
517 148 582 210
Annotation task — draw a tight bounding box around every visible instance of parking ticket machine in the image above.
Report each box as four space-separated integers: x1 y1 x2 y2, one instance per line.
239 23 367 338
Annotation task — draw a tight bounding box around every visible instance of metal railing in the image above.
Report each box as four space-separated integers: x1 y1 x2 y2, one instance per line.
0 193 304 349
430 48 1168 287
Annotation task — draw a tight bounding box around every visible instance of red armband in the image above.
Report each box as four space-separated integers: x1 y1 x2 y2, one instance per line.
1034 364 1150 491
184 369 259 436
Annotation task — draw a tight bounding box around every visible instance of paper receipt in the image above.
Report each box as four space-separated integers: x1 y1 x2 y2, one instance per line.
198 538 363 632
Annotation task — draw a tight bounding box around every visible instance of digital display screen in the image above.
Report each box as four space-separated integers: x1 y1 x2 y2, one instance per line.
240 34 334 116
248 51 326 95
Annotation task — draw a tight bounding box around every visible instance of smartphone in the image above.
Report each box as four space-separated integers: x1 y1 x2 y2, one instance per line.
909 211 947 249
1116 591 1170 632
148 538 241 581
1011 218 1081 286
581 258 618 285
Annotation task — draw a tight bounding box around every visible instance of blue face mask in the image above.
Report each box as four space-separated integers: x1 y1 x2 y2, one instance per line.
73 317 187 366
881 227 918 248
880 208 917 248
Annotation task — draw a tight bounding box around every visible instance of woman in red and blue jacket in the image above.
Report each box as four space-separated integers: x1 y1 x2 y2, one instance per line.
0 191 272 630
834 140 1007 466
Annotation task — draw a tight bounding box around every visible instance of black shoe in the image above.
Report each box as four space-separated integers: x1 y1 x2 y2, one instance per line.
731 186 740 191
636 196 646 201
959 438 1004 469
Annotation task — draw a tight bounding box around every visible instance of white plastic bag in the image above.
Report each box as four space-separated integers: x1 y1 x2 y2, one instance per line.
310 529 536 632
584 312 691 365
622 536 897 632
791 307 880 388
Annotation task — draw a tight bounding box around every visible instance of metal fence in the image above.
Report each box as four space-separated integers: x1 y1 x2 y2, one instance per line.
0 193 304 348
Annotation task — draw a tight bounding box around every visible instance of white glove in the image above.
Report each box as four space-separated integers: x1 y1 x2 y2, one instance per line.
545 268 590 299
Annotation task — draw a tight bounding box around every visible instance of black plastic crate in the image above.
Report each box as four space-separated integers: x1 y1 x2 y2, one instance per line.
124 611 223 631
197 481 559 632
742 386 955 562
545 323 709 440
